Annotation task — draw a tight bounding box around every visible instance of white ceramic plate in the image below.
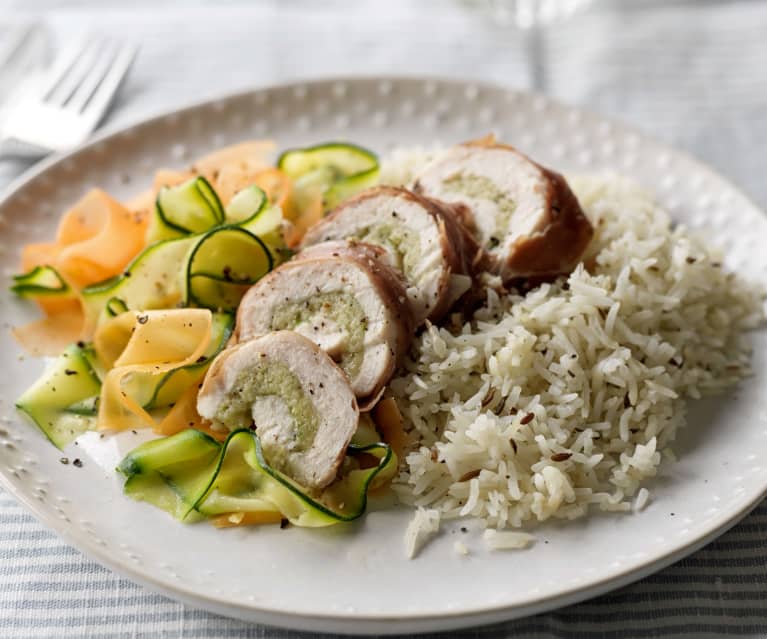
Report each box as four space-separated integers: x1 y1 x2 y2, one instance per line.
1 77 766 635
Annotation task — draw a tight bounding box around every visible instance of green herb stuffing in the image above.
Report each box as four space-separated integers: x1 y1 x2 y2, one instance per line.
271 291 366 379
443 173 516 247
211 362 319 476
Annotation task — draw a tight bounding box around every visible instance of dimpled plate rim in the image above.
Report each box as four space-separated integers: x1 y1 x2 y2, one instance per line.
0 76 766 635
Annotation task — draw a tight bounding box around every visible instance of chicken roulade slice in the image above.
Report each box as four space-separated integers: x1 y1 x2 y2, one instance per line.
413 140 594 281
236 240 414 410
300 186 478 324
197 331 358 491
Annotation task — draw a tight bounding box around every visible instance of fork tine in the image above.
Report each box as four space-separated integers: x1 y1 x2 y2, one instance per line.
67 40 118 113
38 38 93 99
46 38 105 107
80 42 137 124
0 23 33 69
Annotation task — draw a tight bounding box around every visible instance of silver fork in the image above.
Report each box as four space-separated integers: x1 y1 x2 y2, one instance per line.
0 37 137 159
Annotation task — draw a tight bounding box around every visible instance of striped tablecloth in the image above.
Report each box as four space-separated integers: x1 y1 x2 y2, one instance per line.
1 1 766 636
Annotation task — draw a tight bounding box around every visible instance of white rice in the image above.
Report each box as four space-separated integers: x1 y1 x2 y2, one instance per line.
453 540 470 556
634 487 650 512
403 507 441 559
483 529 536 550
379 151 765 547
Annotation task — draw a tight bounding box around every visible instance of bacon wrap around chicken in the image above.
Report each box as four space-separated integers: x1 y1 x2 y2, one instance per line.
413 140 594 281
301 186 480 324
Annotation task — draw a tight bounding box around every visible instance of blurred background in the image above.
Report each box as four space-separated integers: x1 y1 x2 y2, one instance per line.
1 0 766 205
1 1 767 637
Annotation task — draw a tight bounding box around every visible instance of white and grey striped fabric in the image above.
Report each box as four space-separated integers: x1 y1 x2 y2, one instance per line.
1 1 766 636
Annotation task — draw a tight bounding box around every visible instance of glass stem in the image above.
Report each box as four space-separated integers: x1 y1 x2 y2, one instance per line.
526 21 546 92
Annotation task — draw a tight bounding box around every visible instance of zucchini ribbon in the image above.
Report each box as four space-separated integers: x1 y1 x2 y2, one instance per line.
118 427 396 527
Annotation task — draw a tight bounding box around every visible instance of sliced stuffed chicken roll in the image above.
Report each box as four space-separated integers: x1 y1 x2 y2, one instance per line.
413 140 594 281
301 186 478 324
236 240 414 410
197 331 358 490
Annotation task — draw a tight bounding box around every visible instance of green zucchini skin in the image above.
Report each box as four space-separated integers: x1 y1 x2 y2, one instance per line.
277 142 379 211
117 428 222 521
117 428 397 527
149 176 226 242
149 176 268 243
11 265 71 298
15 344 102 449
81 236 195 329
80 192 282 328
105 297 129 317
184 226 273 312
224 184 267 223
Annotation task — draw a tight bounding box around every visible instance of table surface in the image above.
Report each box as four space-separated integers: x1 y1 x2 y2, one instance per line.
1 1 767 637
